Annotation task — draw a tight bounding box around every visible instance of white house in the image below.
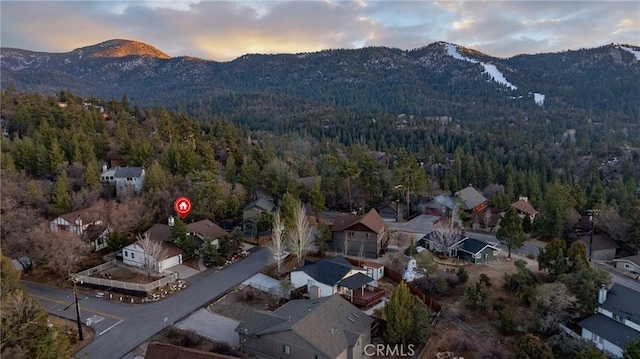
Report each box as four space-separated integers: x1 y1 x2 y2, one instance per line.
613 255 640 275
50 208 102 235
290 257 372 298
100 165 145 196
50 208 108 252
578 284 640 358
122 223 183 272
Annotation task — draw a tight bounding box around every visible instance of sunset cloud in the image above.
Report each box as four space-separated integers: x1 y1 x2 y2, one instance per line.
1 1 638 61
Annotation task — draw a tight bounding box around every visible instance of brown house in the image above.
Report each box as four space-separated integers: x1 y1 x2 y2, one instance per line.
186 219 227 248
510 196 539 222
455 185 488 214
577 233 620 261
330 209 389 259
236 295 373 359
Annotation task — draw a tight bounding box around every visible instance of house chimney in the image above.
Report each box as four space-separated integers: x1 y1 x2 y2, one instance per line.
519 196 528 202
598 284 607 305
168 215 175 227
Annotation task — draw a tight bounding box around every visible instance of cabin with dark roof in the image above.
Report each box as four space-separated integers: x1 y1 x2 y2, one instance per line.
457 237 501 263
236 295 373 359
579 284 640 358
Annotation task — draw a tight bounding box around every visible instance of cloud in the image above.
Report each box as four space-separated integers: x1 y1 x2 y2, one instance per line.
1 0 638 61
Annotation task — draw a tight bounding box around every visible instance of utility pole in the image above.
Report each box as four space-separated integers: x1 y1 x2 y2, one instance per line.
72 277 84 341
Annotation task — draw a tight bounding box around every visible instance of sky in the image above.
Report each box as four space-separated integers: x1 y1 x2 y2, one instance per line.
1 1 639 61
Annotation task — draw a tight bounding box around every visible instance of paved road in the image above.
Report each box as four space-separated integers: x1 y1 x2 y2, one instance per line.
28 247 270 359
592 261 640 292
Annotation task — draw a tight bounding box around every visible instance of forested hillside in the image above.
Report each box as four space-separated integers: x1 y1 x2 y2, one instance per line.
1 88 639 257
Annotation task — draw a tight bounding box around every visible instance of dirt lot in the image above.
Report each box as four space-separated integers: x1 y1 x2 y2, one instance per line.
208 285 280 322
91 265 162 284
417 253 543 359
48 314 96 354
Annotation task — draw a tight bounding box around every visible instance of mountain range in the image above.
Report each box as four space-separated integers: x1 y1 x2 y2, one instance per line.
2 39 639 122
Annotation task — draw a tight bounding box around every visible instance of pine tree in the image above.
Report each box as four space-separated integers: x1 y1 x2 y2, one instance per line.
309 178 326 221
1 253 73 358
169 216 188 249
496 207 526 258
83 158 102 189
49 170 71 215
384 282 416 344
143 161 168 193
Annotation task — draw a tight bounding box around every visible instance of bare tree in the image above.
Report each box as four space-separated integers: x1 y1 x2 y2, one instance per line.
530 282 575 334
88 198 148 235
269 211 286 273
30 224 90 279
287 201 313 267
137 235 169 280
429 217 464 257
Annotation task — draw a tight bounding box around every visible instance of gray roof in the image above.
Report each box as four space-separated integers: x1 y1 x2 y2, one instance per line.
145 224 171 243
297 257 358 287
243 198 276 212
338 272 375 290
458 238 500 256
114 167 144 178
236 295 373 358
579 313 640 349
601 283 640 324
455 186 487 211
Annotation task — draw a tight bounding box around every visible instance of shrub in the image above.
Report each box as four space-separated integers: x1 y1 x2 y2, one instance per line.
457 267 469 283
527 253 536 260
179 329 200 347
244 288 256 302
435 277 448 294
500 307 515 335
479 273 492 286
210 341 231 355
167 325 181 338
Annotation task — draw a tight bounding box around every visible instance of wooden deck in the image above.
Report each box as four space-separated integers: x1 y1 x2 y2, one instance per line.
340 285 386 308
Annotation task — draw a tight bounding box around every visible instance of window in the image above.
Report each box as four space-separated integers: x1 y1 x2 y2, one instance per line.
625 264 631 269
283 345 291 355
127 177 132 181
591 333 600 343
131 252 135 259
366 233 372 239
125 251 128 257
348 231 355 238
613 313 625 323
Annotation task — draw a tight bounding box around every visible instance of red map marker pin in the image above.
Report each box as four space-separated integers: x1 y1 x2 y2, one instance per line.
174 197 192 219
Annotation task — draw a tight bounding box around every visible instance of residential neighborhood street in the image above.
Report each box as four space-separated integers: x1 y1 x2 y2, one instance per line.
27 247 271 359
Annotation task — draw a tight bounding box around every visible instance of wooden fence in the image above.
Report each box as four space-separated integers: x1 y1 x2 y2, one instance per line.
71 260 179 296
383 265 442 313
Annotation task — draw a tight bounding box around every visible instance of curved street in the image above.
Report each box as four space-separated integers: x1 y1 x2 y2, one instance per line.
27 247 271 359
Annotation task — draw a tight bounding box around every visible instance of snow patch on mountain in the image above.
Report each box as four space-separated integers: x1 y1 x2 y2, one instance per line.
534 93 545 106
619 45 640 60
445 43 517 90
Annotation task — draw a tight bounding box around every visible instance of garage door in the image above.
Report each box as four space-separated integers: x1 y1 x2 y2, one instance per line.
159 255 182 272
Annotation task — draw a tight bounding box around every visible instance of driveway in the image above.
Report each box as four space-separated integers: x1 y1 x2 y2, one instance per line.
167 264 200 279
176 308 239 346
28 247 271 359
